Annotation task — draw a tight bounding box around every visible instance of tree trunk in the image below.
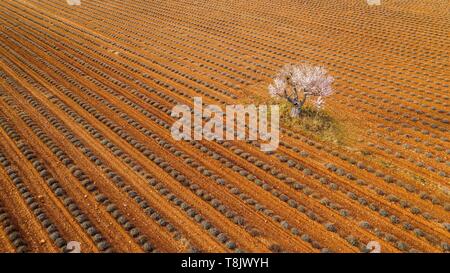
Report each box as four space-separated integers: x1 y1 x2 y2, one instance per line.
297 93 308 114
289 93 307 117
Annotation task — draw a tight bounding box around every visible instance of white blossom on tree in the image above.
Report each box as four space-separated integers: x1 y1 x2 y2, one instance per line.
268 62 334 117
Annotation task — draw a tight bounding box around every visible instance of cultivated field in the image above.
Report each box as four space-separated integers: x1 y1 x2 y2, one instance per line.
0 0 448 253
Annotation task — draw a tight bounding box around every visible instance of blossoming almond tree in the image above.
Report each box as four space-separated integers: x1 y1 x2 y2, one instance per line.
268 62 334 117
